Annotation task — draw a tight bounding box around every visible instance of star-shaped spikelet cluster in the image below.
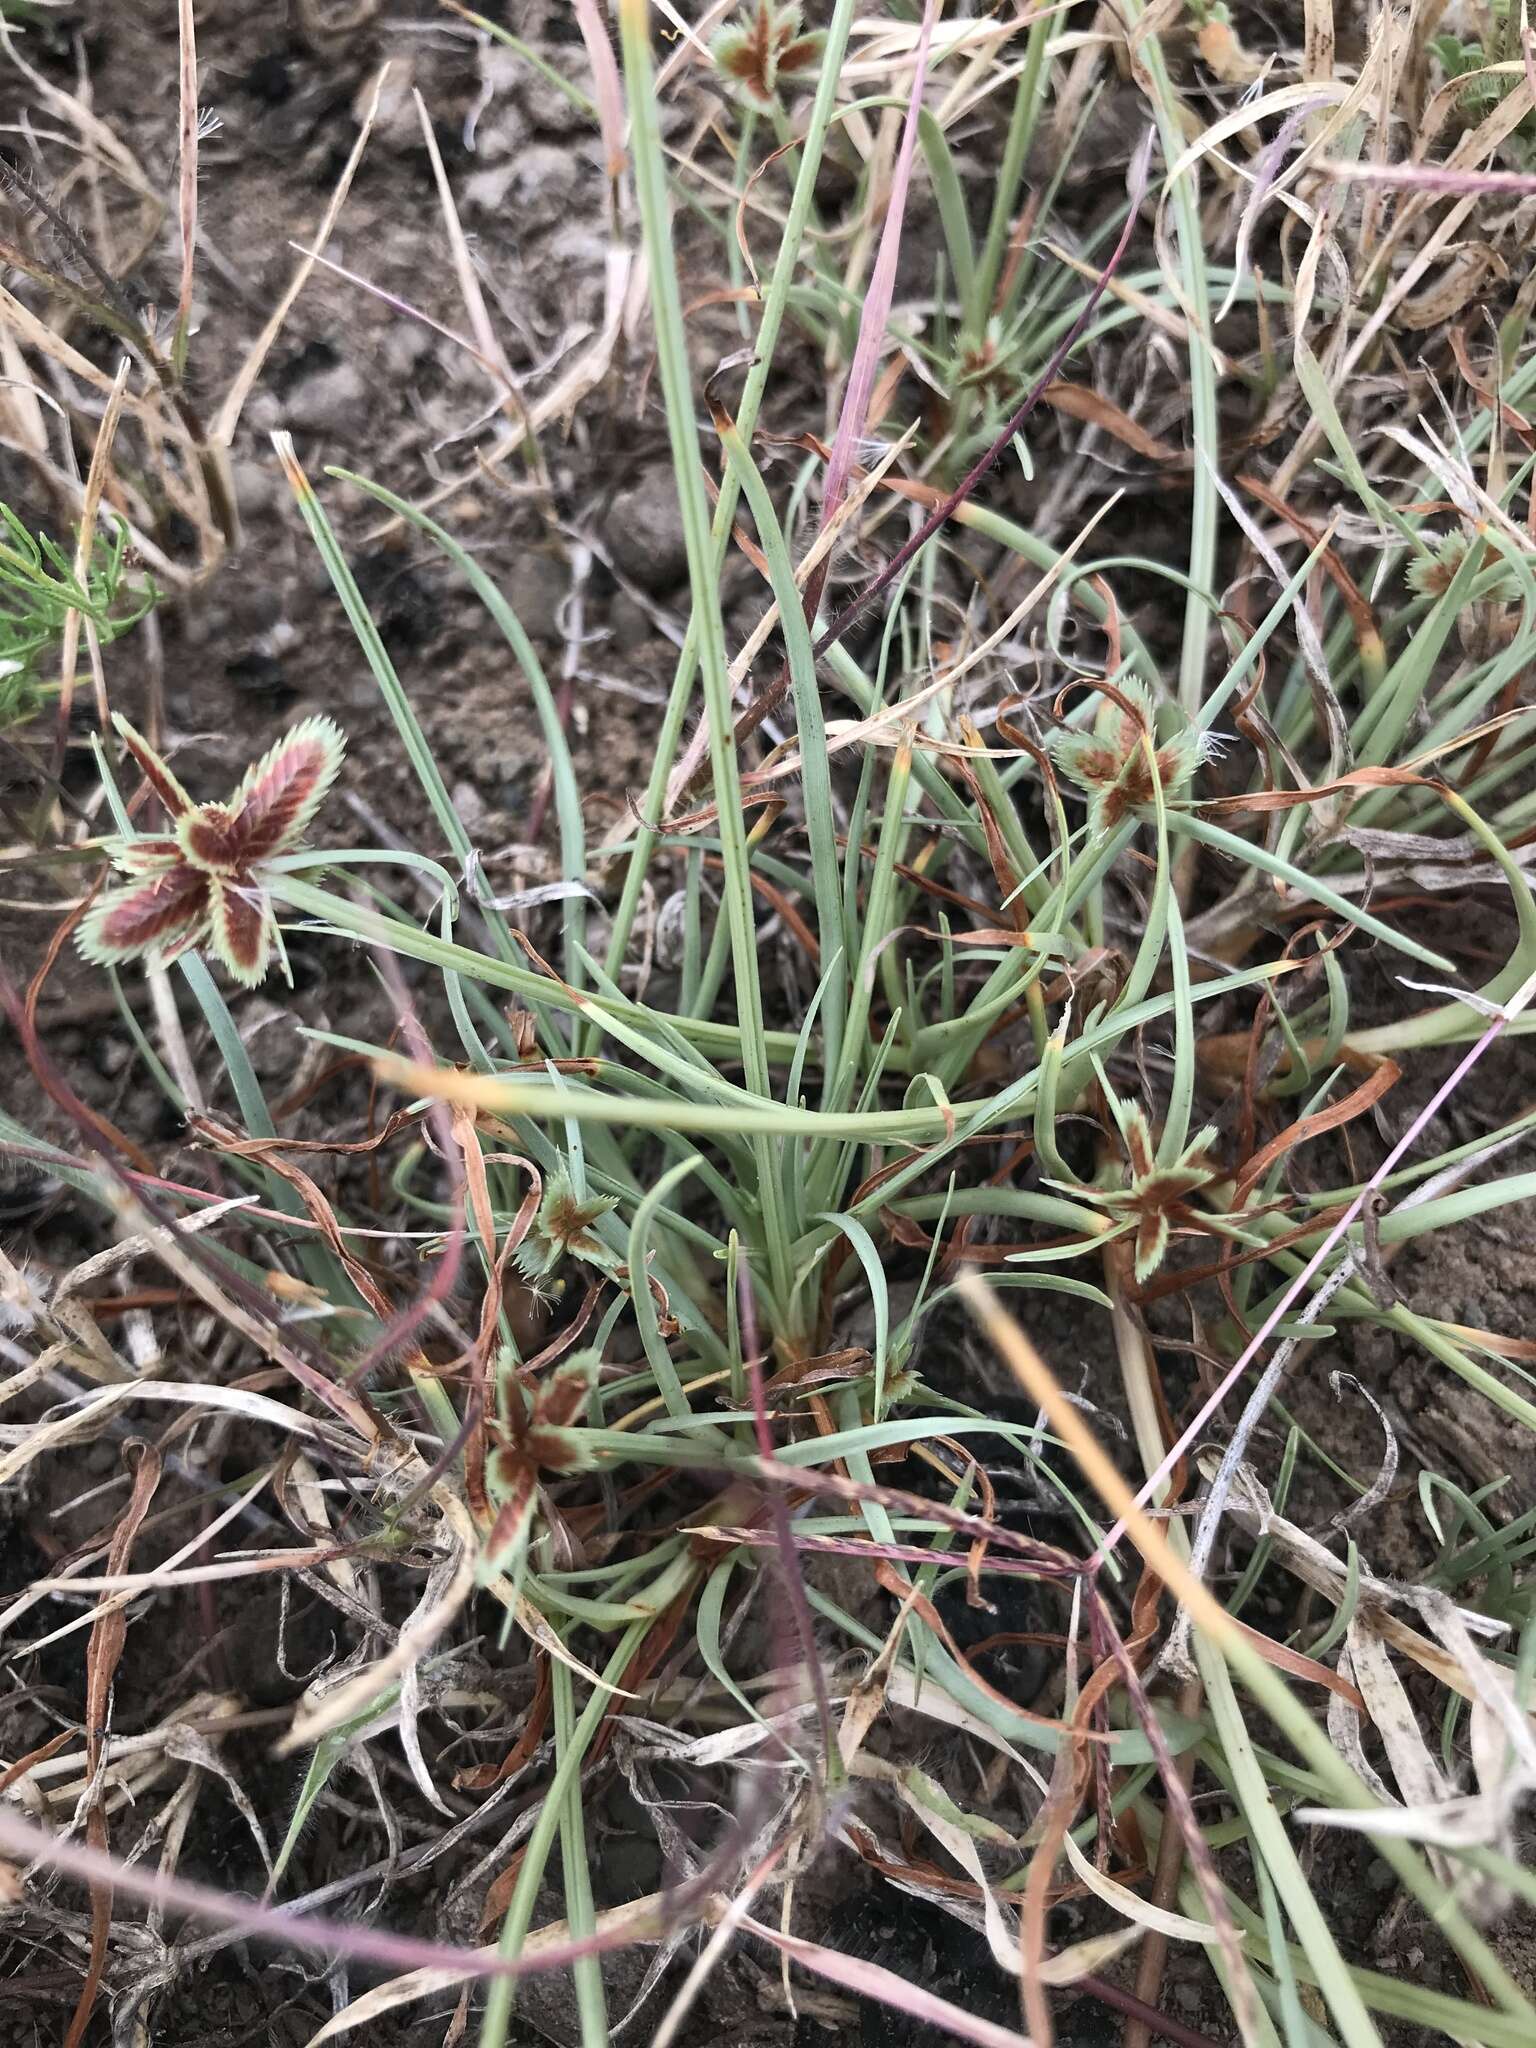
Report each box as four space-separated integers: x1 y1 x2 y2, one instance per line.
79 713 345 987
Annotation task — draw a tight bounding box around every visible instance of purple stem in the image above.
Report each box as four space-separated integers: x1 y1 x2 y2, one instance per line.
806 0 941 624
736 1261 839 1770
0 1802 654 1981
812 128 1156 662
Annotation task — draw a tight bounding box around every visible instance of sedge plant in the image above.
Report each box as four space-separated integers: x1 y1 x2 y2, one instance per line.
7 9 1536 2048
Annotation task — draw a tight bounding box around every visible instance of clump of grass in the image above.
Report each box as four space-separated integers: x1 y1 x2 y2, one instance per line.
6 7 1536 2048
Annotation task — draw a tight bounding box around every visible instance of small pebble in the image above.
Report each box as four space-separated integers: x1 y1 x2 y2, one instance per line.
606 588 653 654
452 780 487 831
602 465 690 594
283 360 369 435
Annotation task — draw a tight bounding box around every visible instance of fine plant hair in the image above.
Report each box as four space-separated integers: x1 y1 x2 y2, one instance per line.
0 151 146 334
